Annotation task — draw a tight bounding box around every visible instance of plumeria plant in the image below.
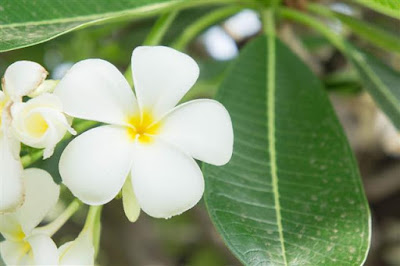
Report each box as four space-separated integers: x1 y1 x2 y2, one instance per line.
1 0 400 265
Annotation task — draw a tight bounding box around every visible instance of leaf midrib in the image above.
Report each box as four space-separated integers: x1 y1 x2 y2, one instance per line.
265 13 288 266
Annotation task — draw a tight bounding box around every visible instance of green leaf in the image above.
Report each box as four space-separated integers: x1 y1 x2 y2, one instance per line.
353 0 400 19
203 36 370 265
329 12 400 53
349 47 400 129
0 0 213 52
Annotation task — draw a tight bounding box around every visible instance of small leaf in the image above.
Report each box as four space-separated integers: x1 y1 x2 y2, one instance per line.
203 35 371 265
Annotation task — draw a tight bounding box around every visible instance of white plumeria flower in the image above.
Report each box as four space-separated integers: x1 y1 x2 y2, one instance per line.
0 168 94 265
0 61 48 213
11 93 76 159
0 168 60 265
54 46 234 218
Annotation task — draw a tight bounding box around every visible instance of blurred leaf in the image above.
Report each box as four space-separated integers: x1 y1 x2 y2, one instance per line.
308 4 400 54
204 36 370 265
0 0 201 52
353 0 400 19
323 68 362 94
335 13 400 53
349 47 400 129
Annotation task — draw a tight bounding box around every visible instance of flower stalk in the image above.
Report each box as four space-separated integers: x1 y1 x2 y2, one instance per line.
33 199 82 237
172 6 243 51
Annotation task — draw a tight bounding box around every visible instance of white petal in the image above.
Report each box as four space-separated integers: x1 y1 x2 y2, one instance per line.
14 168 59 234
122 176 140 222
0 240 30 265
0 215 22 241
27 234 59 265
59 125 134 205
0 134 24 213
2 61 48 101
11 93 75 159
54 59 138 126
58 231 94 265
131 46 199 119
159 99 233 166
131 140 204 218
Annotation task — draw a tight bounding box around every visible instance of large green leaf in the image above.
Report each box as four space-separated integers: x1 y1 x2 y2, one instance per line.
0 0 222 52
348 47 400 130
353 0 400 19
203 35 370 265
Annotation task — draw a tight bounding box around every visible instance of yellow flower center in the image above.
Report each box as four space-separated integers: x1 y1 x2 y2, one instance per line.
127 111 161 144
25 113 48 138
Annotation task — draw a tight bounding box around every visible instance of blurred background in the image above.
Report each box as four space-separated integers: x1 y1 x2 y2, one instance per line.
0 1 399 265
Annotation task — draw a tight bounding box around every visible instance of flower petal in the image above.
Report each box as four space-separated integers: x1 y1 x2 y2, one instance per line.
131 46 199 119
159 99 233 166
58 231 94 265
59 125 134 205
2 61 48 101
0 215 21 241
54 59 138 126
15 168 60 234
131 140 204 218
0 134 24 213
0 240 29 265
26 234 59 265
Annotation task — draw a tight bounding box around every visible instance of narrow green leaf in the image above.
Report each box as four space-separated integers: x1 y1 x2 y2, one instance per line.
353 0 400 19
349 48 400 129
308 3 400 54
336 14 400 53
0 0 235 52
204 36 371 265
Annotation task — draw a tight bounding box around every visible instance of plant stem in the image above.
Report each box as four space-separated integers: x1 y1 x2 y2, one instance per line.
33 199 82 237
278 7 347 53
83 205 102 232
124 10 179 83
83 205 103 257
171 6 243 51
262 8 275 36
144 11 179 45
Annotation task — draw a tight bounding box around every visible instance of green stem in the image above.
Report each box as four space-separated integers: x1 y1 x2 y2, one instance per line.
144 11 179 45
171 6 243 51
83 205 102 232
83 205 103 257
33 199 82 237
278 7 347 53
262 8 275 36
307 2 337 18
124 10 179 83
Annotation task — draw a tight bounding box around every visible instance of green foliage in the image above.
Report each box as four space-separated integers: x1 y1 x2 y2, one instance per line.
0 0 193 52
3 0 400 264
308 3 400 54
353 0 400 19
335 13 400 53
203 36 371 265
349 47 400 130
